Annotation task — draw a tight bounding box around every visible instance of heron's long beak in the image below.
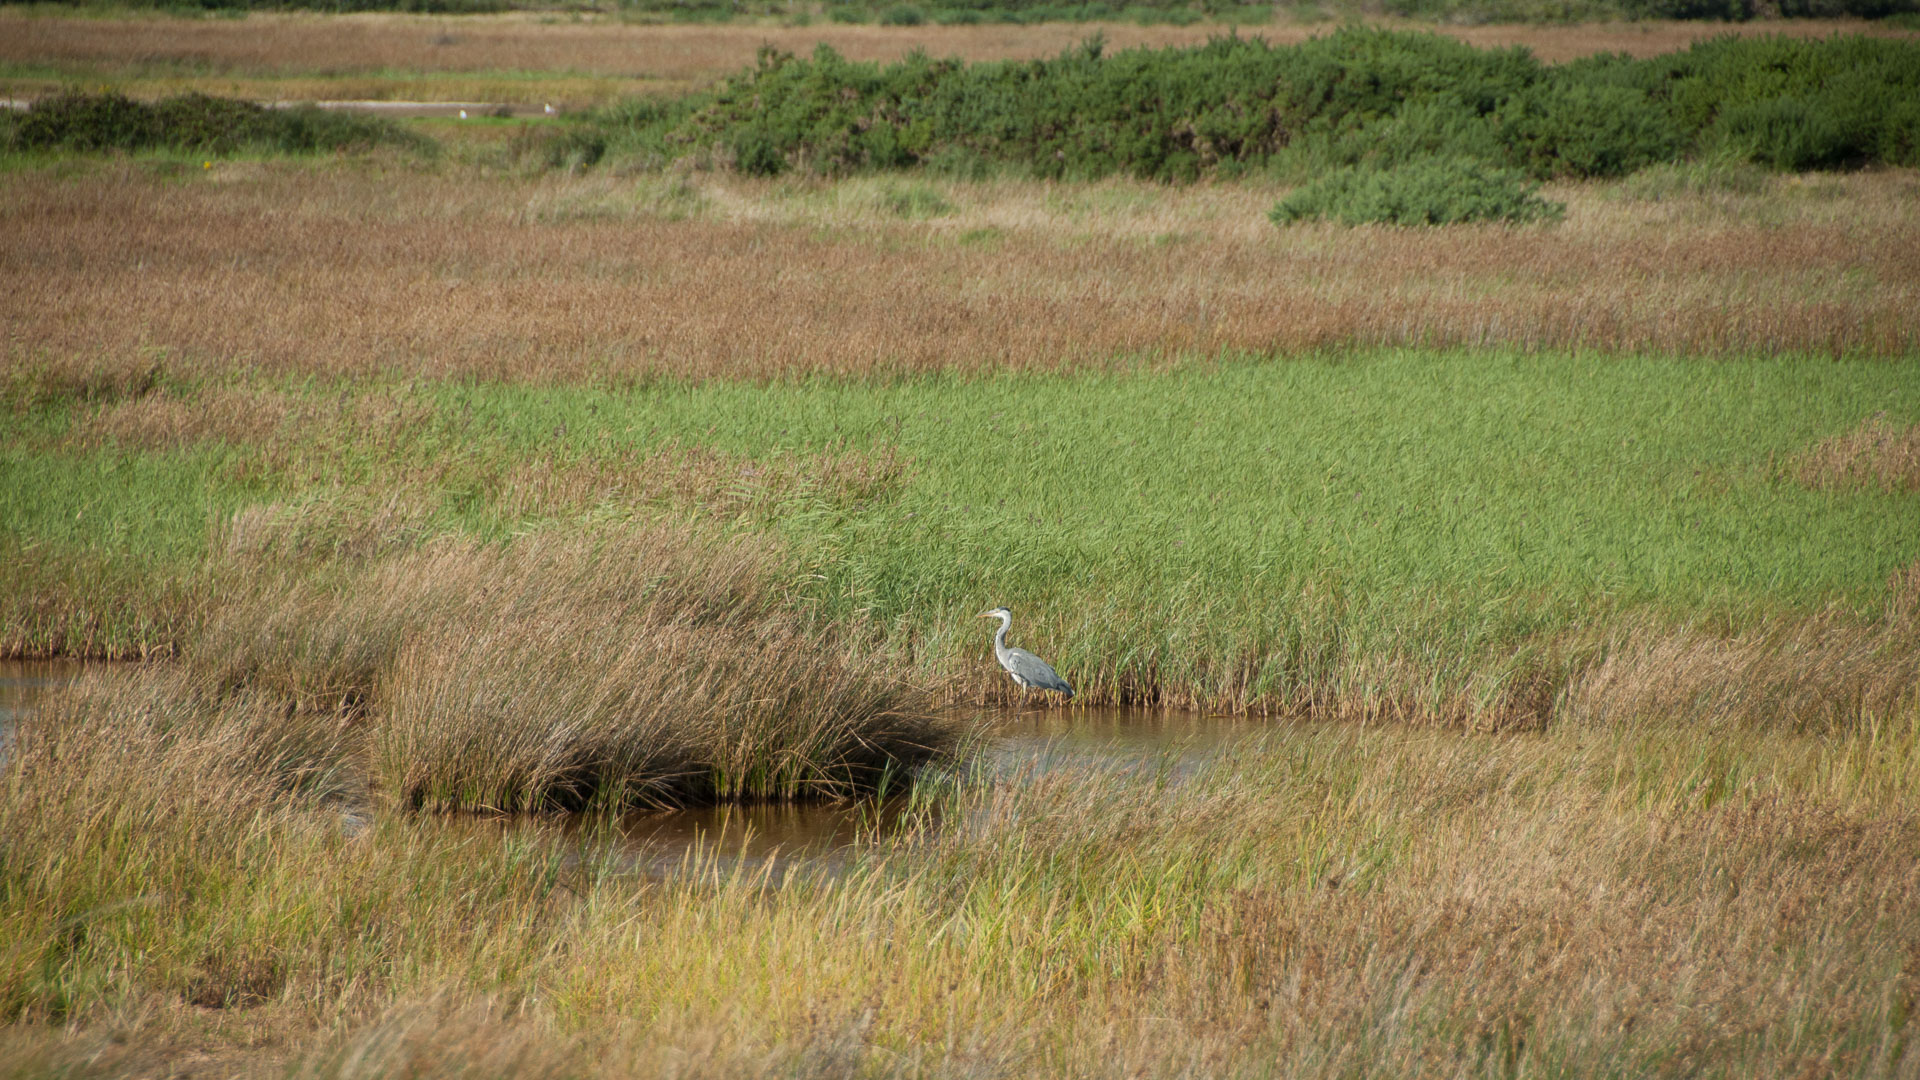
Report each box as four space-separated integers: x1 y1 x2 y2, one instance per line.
976 611 993 619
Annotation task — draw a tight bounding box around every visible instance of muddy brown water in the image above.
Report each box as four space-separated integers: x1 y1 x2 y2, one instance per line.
0 659 87 735
0 662 1259 876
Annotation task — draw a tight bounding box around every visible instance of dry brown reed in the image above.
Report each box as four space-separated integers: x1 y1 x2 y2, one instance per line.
1560 595 1920 734
65 383 299 451
14 665 353 810
192 524 945 807
1796 413 1920 493
3 11 1912 100
6 167 1916 390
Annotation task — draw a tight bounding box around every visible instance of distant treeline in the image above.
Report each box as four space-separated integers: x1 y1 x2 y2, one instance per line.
572 29 1920 180
15 0 1920 22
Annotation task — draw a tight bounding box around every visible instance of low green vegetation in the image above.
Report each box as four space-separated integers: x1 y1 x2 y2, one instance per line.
15 30 1918 193
0 90 432 158
1269 154 1563 224
589 29 1920 180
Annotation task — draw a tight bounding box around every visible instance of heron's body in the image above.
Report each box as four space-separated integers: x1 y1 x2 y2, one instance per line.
979 607 1073 699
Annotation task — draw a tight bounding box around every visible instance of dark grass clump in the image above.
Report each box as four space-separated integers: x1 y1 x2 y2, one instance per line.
5 92 433 158
1270 156 1564 227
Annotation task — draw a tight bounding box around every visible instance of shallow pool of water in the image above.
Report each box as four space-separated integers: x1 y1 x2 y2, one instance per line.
1 663 1262 876
0 659 88 745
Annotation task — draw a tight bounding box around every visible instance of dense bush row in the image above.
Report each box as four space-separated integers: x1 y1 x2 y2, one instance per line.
591 28 1920 182
1 92 434 156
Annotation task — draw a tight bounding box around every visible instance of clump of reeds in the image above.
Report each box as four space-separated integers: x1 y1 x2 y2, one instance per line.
1795 413 1920 494
381 612 941 811
191 524 947 809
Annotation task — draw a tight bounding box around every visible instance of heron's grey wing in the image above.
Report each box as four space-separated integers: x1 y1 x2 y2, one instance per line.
1003 648 1073 697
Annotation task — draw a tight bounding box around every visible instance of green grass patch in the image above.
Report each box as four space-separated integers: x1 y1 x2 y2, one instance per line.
6 351 1917 711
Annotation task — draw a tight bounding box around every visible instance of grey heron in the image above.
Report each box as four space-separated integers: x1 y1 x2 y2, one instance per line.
978 607 1073 700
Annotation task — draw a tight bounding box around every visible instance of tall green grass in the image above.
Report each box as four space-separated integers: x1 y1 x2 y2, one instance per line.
5 350 1917 717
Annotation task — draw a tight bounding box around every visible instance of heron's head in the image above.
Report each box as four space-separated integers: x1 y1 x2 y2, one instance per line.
977 606 1011 620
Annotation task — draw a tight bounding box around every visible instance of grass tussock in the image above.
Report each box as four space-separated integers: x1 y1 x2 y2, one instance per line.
1797 412 1920 493
194 525 945 808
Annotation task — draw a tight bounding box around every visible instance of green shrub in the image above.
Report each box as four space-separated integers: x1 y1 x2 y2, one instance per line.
1714 94 1859 170
730 127 789 176
6 92 430 157
1497 80 1683 178
1880 96 1920 166
1295 95 1507 177
1271 156 1565 227
583 29 1920 180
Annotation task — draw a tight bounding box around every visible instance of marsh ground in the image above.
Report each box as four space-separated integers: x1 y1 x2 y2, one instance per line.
4 14 1920 1077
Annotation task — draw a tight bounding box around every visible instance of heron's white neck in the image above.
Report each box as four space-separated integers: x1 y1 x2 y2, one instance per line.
991 612 1012 658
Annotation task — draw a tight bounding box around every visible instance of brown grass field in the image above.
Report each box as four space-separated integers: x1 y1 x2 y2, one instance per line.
6 164 1917 387
3 11 1916 104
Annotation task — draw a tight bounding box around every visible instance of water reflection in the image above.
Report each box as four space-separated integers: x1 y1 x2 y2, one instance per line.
0 659 86 749
568 706 1263 879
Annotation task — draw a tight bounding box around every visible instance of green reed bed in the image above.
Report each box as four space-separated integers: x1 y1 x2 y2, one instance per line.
5 349 1917 726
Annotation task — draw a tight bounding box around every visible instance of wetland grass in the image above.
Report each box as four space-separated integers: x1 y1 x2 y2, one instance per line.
6 353 1918 729
4 166 1917 388
3 64 1918 1072
5 666 1918 1077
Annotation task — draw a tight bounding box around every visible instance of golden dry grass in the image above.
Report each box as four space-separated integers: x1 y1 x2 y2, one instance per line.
5 663 1919 1076
1560 574 1920 735
6 165 1916 389
1797 413 1920 493
3 10 1915 105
